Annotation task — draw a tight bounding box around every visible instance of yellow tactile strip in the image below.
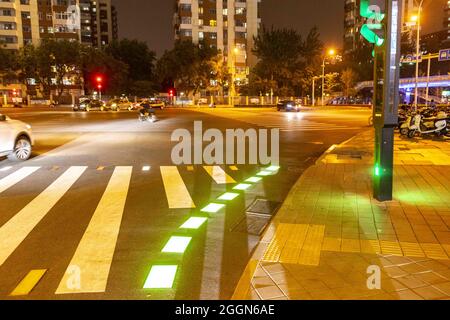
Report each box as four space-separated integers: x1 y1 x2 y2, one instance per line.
263 224 450 267
322 237 450 260
262 224 325 266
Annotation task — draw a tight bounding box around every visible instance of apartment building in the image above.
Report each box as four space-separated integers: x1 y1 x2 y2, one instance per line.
344 0 416 53
173 0 262 83
444 0 450 43
0 0 117 50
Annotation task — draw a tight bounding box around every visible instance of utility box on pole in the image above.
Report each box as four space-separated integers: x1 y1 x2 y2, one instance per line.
372 0 402 201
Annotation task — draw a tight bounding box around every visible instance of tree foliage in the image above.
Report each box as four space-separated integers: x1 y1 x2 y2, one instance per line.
157 40 221 97
250 26 323 96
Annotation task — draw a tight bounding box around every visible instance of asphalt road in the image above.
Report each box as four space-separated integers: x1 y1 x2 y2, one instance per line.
0 106 370 300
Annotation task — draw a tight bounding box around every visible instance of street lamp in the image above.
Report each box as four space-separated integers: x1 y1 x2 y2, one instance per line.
413 0 424 112
230 47 239 107
321 49 336 106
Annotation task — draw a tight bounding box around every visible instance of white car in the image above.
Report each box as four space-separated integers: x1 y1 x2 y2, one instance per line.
0 113 34 161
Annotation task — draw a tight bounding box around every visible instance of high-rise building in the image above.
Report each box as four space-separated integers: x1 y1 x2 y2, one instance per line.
173 0 261 83
444 0 450 43
0 0 117 50
344 0 416 54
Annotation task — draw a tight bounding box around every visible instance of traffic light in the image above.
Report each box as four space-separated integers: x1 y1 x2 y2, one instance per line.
93 74 104 90
169 89 174 97
360 0 385 47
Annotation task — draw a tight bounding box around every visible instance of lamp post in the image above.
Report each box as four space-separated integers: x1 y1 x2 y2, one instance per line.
321 49 336 106
230 47 239 107
412 0 424 111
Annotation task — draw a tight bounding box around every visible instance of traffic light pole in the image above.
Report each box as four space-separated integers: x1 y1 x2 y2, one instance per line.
373 0 402 201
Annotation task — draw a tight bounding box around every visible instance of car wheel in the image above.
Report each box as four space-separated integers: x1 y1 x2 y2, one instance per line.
8 136 32 161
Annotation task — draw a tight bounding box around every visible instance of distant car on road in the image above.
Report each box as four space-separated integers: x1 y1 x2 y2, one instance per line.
277 100 301 112
73 99 106 112
135 98 166 110
0 113 34 161
105 98 134 111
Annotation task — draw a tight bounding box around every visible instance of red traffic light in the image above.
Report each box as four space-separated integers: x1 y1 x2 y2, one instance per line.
96 76 103 83
97 84 102 90
169 89 174 97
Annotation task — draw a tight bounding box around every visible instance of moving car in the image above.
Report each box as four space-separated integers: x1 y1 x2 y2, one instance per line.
105 98 134 111
277 100 301 112
134 98 166 110
0 113 34 161
73 99 105 112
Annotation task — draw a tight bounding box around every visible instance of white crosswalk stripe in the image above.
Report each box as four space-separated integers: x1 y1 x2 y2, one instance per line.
56 166 132 294
0 166 87 267
0 167 40 194
0 164 239 294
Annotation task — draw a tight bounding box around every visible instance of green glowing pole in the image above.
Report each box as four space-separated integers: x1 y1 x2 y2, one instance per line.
372 0 402 201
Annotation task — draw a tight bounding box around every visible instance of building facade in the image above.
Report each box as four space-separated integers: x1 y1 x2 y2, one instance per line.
444 0 450 44
173 0 261 83
344 0 416 54
0 0 117 50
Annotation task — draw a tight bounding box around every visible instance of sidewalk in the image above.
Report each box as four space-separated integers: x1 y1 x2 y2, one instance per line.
233 131 450 300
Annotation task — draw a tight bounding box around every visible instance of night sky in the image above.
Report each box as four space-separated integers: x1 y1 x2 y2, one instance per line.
112 0 445 56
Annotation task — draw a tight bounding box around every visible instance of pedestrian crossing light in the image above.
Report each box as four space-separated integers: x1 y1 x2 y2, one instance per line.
360 0 385 47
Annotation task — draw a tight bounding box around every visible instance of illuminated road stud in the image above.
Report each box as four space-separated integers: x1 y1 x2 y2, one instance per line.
143 265 178 289
217 192 239 201
180 217 208 230
162 236 192 253
246 177 262 183
201 203 225 213
233 183 252 191
266 166 280 172
257 170 273 177
142 166 151 171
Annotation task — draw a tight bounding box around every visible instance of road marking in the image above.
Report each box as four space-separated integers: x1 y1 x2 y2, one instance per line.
203 166 236 184
180 217 208 230
97 166 105 171
0 167 40 194
217 192 239 201
0 166 12 172
142 166 151 171
160 166 195 209
187 166 194 171
10 269 47 296
144 265 178 289
233 183 252 191
56 166 132 294
162 236 192 254
0 166 86 266
201 203 225 213
229 166 239 171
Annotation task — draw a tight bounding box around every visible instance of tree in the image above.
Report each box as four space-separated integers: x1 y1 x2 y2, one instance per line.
105 39 157 94
0 47 19 85
341 68 357 97
80 45 129 95
19 40 82 99
250 26 323 96
156 40 220 98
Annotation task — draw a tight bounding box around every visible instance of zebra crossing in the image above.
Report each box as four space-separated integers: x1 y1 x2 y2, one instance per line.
0 164 254 296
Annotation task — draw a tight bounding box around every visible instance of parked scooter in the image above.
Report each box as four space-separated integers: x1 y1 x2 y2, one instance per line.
400 111 449 138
